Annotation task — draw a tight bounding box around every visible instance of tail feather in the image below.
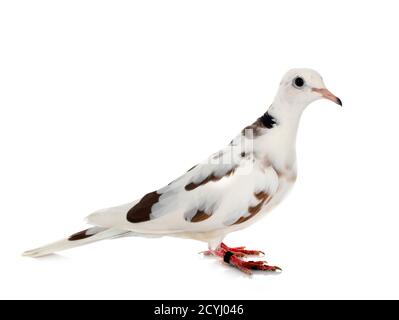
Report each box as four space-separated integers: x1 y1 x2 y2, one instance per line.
23 226 129 258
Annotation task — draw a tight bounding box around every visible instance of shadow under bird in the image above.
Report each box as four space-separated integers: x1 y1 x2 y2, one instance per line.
24 68 342 274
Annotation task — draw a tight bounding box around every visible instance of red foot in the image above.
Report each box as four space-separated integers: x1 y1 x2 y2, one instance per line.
228 255 281 274
201 242 281 275
220 242 265 257
201 242 264 257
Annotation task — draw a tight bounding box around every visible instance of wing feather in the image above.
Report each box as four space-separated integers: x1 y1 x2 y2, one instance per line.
87 133 279 234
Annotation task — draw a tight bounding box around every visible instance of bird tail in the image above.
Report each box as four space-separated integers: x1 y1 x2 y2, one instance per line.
22 226 129 258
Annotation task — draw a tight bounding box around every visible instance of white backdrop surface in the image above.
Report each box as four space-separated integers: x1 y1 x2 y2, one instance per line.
0 0 398 299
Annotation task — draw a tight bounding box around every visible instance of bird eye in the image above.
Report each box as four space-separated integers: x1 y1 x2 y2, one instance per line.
293 77 305 89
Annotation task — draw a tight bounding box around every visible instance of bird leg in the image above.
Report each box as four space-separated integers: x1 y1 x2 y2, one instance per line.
201 242 281 275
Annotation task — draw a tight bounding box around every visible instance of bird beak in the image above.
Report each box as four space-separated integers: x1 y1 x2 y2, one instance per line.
312 88 342 106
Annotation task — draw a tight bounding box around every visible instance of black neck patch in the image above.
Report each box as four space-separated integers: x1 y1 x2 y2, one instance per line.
259 111 277 129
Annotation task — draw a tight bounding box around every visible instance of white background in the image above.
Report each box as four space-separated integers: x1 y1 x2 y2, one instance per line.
1 0 398 300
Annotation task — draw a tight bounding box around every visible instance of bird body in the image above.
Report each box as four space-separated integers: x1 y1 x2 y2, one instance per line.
86 112 296 243
24 68 341 274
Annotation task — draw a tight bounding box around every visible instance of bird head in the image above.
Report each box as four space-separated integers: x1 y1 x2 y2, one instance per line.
274 68 342 110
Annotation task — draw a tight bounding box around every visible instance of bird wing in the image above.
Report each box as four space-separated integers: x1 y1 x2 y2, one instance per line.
87 133 279 235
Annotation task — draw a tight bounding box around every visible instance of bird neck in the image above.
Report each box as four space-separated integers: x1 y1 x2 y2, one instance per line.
266 99 306 138
252 100 306 172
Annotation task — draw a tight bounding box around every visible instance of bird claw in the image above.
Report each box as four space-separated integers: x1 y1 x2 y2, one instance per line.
220 242 265 257
199 250 213 256
229 256 281 274
203 242 281 275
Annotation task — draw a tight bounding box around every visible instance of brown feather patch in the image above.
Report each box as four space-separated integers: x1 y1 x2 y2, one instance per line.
126 191 161 223
190 210 213 223
254 191 269 201
185 168 236 191
68 229 93 241
233 191 271 225
241 119 265 138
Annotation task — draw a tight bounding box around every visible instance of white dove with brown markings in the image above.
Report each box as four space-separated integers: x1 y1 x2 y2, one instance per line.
24 68 342 274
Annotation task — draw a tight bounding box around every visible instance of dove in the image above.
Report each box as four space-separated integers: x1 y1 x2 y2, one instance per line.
24 68 342 274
